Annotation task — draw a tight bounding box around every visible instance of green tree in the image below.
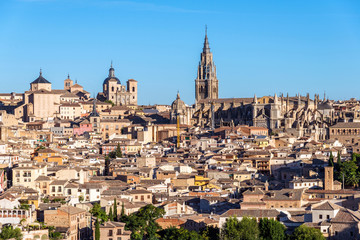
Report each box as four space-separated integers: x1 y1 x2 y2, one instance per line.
79 195 84 202
48 226 62 240
0 226 23 240
158 227 205 240
221 216 242 240
337 151 341 166
90 203 108 223
95 218 100 240
122 204 165 240
328 151 334 167
259 218 286 240
104 156 110 176
121 201 125 217
113 198 118 221
221 216 259 240
291 225 325 240
108 151 116 159
200 226 220 240
339 160 360 187
105 100 115 106
116 143 123 158
109 206 114 221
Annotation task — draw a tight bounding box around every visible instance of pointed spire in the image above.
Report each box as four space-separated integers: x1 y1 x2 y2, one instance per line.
253 94 257 104
111 60 113 68
274 93 278 104
176 91 180 99
67 73 70 79
39 68 42 76
90 97 99 117
203 25 210 53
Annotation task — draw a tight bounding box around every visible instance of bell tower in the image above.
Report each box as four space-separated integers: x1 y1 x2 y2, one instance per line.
195 26 218 103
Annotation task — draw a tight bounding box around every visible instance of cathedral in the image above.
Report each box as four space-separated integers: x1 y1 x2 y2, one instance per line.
170 30 335 140
97 63 138 106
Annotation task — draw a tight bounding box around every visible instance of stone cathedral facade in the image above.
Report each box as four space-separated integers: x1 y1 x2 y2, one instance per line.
171 30 335 140
98 64 138 106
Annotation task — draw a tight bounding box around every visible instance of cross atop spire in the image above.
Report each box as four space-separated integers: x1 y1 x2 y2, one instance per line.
40 68 42 76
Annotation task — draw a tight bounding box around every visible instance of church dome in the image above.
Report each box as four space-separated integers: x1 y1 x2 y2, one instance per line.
318 100 333 110
31 69 50 84
103 64 120 85
171 92 186 110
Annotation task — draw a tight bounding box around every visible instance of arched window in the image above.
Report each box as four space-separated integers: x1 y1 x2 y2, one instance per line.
111 86 114 92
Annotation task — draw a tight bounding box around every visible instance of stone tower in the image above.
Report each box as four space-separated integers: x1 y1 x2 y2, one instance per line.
324 166 334 191
195 27 218 103
64 74 73 91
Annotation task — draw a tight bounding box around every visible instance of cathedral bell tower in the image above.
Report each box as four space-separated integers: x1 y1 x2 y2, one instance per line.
195 27 219 103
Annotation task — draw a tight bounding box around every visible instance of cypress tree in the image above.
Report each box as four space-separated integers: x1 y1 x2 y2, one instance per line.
329 151 334 167
109 206 113 221
116 143 122 158
104 156 110 176
113 198 118 221
121 201 125 217
95 218 100 240
337 151 342 166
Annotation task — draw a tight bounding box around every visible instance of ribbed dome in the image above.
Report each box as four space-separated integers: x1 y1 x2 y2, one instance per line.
171 92 186 110
103 64 120 85
318 101 333 110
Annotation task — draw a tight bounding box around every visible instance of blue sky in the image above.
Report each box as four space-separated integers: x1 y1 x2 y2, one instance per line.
1 0 360 105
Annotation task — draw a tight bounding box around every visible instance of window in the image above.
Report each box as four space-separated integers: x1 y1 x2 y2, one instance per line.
117 229 122 235
108 230 113 236
327 215 330 219
52 186 56 192
319 214 323 219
